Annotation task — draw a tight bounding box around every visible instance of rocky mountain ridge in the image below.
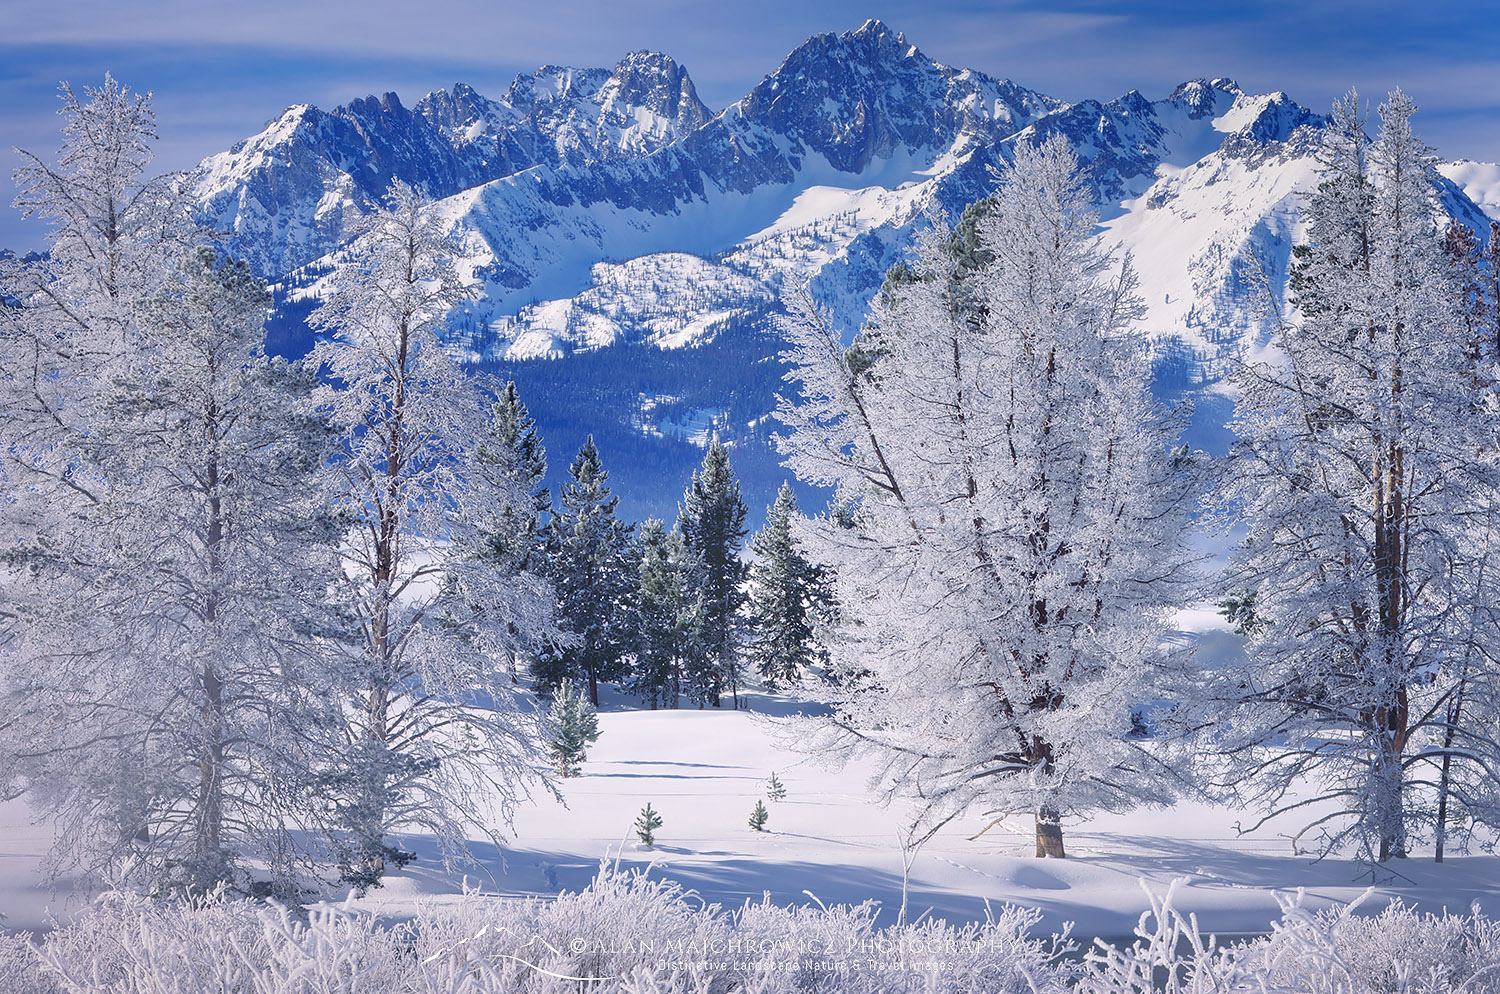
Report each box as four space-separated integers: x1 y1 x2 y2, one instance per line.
187 20 1500 518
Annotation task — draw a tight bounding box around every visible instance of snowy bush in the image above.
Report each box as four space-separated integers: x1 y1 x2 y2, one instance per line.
12 871 1500 993
728 896 1064 994
1319 902 1500 994
33 890 411 994
0 929 57 994
1076 881 1500 994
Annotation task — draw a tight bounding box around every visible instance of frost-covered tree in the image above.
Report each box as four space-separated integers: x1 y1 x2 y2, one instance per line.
1440 217 1500 379
746 482 832 690
678 436 748 708
307 180 556 890
628 518 706 708
0 76 196 557
535 436 634 705
777 134 1199 858
1202 91 1500 862
0 81 338 897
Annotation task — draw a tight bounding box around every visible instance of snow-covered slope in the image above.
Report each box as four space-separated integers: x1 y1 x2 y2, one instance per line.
1442 160 1500 223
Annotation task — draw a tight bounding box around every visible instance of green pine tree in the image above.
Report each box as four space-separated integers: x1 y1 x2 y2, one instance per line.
535 436 634 704
477 381 551 682
765 772 786 802
480 381 549 571
634 802 663 848
678 436 748 708
747 483 834 690
748 799 769 832
629 519 706 708
548 678 600 777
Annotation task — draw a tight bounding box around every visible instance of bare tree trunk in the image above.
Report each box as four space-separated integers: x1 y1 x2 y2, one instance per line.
1035 804 1065 858
1435 685 1465 862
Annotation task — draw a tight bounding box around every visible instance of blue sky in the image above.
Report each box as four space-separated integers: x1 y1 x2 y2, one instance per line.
2 0 1496 251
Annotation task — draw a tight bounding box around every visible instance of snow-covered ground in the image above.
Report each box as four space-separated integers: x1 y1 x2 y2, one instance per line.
7 676 1496 944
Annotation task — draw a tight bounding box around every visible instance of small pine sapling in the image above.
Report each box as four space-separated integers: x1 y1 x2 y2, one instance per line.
765 772 787 802
548 678 601 777
634 802 663 848
748 799 770 832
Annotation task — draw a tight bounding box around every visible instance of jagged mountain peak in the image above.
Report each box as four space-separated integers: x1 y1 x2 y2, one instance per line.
414 82 515 140
740 20 1062 173
505 65 614 108
1168 78 1243 116
350 91 406 115
184 22 1497 520
760 18 928 88
598 51 711 134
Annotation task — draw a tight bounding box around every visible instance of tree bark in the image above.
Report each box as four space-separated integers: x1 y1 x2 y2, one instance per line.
1035 805 1065 858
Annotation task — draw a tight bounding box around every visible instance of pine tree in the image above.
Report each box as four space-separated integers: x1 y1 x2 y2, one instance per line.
748 800 769 832
678 437 748 707
1203 90 1500 862
777 133 1199 859
634 802 663 848
537 436 634 705
478 381 551 681
765 772 787 802
308 180 555 890
629 519 706 708
746 482 832 690
548 678 601 777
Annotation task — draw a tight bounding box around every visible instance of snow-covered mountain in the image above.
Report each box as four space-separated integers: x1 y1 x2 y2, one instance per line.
195 50 710 277
189 19 1499 518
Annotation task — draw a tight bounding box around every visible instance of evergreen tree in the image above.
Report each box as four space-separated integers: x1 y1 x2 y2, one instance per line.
538 436 634 704
1440 218 1500 379
748 800 769 832
765 772 787 802
678 437 748 707
481 381 549 571
629 519 707 708
548 678 601 777
746 482 833 690
634 802 663 848
479 381 552 681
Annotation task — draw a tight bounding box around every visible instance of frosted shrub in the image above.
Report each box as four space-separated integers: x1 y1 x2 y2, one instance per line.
35 890 413 994
1078 882 1500 994
729 897 1066 994
1321 902 1500 994
13 872 1500 993
531 864 729 987
1075 881 1251 994
0 929 57 994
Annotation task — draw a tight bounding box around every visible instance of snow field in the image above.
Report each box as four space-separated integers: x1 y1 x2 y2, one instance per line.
331 692 1500 944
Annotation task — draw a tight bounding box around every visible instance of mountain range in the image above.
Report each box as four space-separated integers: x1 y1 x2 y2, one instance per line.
188 19 1500 522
